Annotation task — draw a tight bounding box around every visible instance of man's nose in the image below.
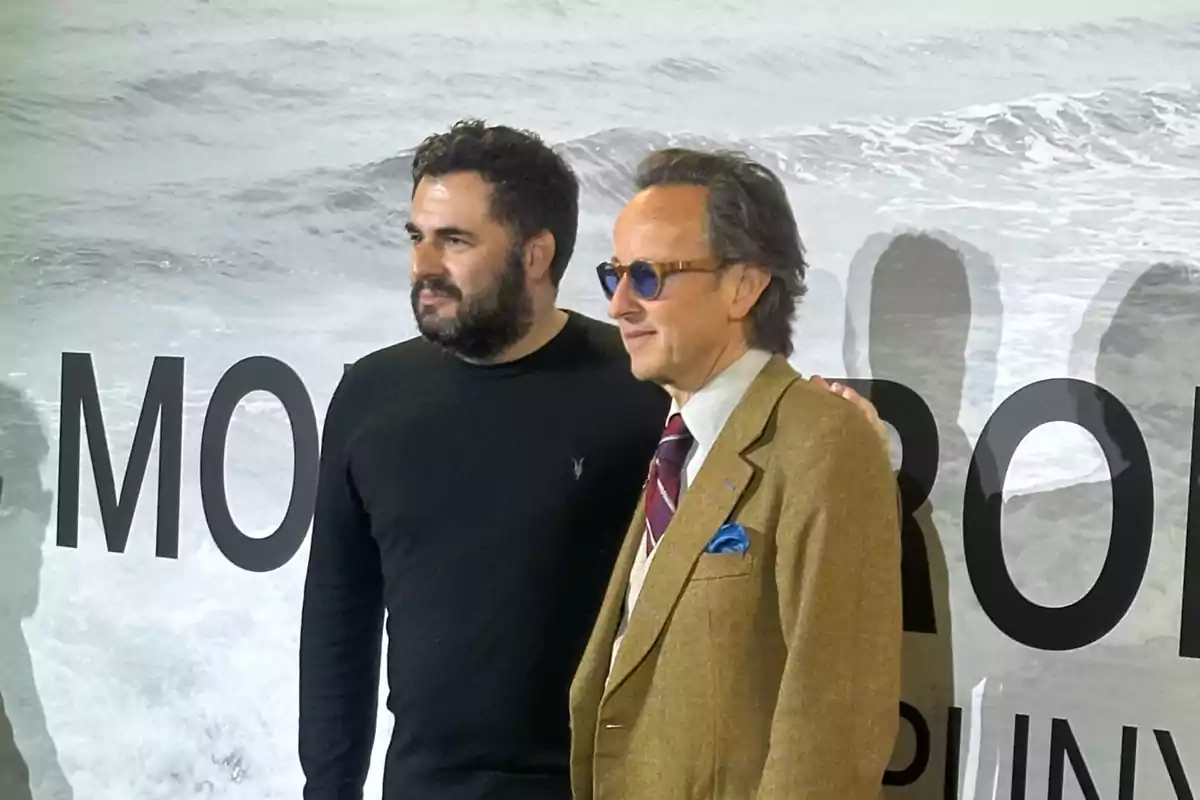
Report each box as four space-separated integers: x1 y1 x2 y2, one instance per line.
411 239 444 280
607 272 641 320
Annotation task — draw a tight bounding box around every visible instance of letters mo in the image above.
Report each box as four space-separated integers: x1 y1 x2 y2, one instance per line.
53 352 1200 658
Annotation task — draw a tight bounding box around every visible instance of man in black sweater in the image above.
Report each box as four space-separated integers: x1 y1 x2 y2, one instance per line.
297 120 668 800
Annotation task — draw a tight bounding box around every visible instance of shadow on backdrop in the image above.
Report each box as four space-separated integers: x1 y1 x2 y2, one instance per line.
0 382 73 800
843 230 1003 797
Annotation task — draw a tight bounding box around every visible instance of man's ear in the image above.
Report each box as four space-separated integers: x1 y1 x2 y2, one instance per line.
524 230 557 282
729 264 771 321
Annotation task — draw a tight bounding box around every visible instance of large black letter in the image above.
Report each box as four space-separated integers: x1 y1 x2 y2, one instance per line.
842 377 940 633
1180 387 1200 658
945 706 962 799
1011 713 1030 800
57 353 184 557
884 702 931 786
200 356 318 572
1119 726 1137 800
1154 729 1195 799
963 378 1153 650
1048 718 1101 800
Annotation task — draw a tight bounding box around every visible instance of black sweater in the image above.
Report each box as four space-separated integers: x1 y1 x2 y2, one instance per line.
298 311 668 799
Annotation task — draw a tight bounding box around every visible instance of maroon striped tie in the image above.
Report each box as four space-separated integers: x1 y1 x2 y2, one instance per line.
644 413 693 555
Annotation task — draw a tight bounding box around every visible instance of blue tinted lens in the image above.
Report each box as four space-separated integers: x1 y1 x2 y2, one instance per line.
597 263 619 297
629 262 660 298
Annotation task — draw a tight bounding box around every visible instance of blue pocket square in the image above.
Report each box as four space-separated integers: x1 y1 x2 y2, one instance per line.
705 522 749 554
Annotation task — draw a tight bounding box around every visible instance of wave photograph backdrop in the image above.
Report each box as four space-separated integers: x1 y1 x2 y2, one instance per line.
1 0 1199 797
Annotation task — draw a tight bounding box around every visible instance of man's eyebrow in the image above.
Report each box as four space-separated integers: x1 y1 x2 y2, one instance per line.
403 221 474 239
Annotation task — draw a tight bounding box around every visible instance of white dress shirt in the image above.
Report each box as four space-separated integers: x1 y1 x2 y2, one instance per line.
608 348 772 678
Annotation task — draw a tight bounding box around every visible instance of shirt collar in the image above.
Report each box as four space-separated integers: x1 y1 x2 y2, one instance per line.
670 349 772 450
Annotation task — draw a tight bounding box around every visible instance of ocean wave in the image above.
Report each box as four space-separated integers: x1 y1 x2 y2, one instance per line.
12 82 1193 290
117 69 329 110
888 15 1200 56
10 14 1195 139
9 240 291 296
224 83 1199 228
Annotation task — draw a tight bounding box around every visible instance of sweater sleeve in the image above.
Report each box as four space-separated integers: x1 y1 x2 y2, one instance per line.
298 370 385 800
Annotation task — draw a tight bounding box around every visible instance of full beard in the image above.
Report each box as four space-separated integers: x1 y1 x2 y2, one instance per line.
411 248 534 362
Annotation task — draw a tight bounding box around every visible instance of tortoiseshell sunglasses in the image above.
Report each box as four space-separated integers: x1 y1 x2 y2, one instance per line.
596 258 724 301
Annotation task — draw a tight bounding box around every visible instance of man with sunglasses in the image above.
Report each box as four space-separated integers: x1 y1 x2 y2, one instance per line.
298 119 888 800
569 148 902 799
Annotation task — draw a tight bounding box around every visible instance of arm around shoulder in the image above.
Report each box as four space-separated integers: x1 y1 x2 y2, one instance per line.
758 402 903 799
298 369 386 800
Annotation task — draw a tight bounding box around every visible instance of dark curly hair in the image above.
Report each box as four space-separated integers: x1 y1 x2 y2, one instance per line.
411 119 580 287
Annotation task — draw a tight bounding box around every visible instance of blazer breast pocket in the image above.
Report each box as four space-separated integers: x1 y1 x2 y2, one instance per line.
690 552 756 581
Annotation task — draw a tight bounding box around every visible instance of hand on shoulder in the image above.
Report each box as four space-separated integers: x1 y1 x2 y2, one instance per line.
808 375 889 448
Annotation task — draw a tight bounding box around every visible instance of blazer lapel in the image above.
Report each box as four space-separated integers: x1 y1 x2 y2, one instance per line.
603 356 800 700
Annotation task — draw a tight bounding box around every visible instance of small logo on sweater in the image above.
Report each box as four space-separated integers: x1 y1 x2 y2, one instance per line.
573 457 585 479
